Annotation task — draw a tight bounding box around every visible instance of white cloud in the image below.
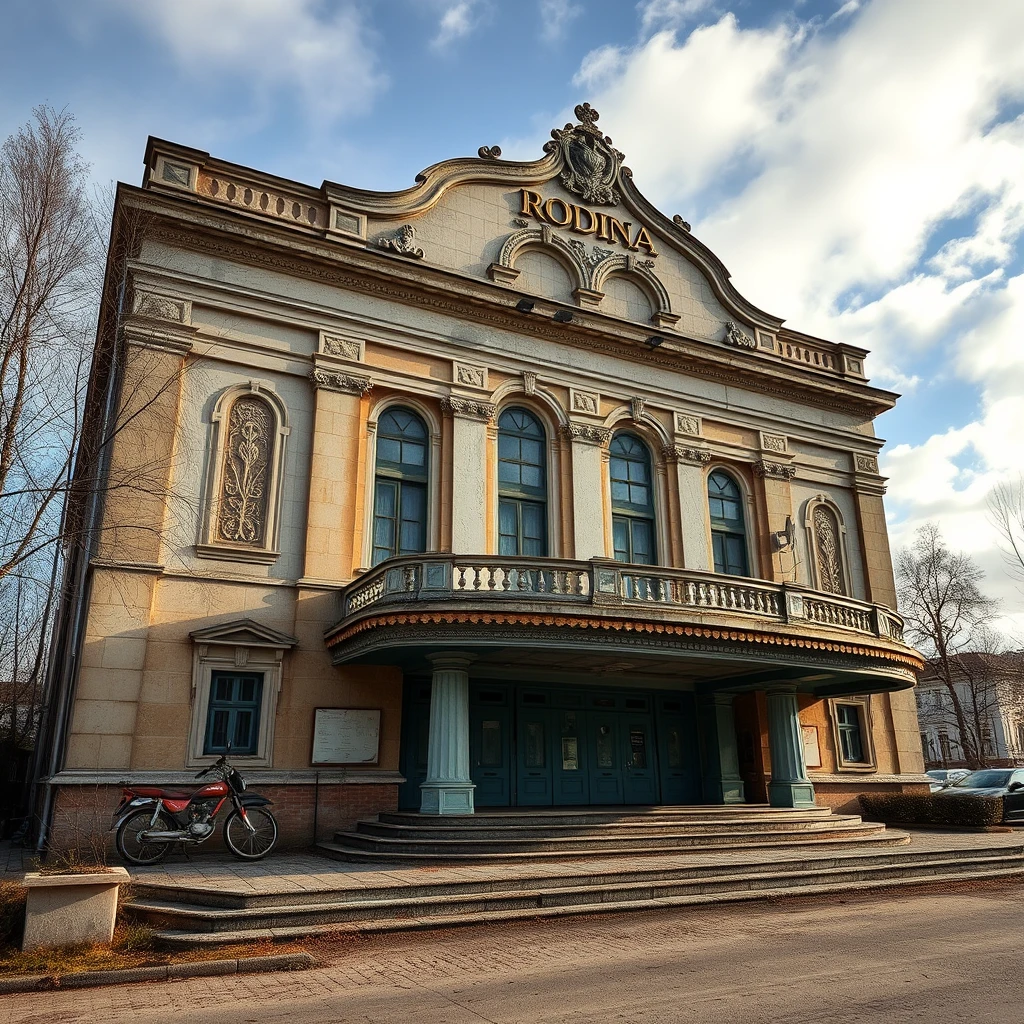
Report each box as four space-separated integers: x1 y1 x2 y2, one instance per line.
539 0 582 43
109 0 385 122
638 0 717 36
432 1 486 49
575 0 1024 622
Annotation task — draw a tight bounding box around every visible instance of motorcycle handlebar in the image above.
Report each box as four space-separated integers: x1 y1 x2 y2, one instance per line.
194 754 229 780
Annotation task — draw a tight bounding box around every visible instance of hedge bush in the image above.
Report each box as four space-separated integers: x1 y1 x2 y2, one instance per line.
859 792 1004 827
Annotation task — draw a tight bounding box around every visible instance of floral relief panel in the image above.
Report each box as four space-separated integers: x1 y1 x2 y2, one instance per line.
813 504 845 595
218 396 272 545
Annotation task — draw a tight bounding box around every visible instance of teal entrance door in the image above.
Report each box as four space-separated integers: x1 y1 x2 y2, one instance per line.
656 694 701 804
470 705 511 806
622 715 658 804
553 709 589 805
588 711 625 803
516 705 553 805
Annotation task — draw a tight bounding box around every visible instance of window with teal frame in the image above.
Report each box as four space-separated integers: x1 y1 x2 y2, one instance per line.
204 672 263 755
708 470 749 576
610 432 656 565
372 407 428 566
835 702 867 764
497 407 547 556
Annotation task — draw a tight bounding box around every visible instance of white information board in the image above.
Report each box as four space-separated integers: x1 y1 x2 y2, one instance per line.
311 708 381 765
802 725 822 768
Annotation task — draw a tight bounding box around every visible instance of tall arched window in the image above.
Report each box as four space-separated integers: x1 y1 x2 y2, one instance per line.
708 470 749 576
497 407 547 556
610 433 656 565
372 407 428 566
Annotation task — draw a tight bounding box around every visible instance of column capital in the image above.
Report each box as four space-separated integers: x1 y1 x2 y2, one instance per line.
426 652 476 672
561 421 611 446
753 459 796 479
440 396 496 421
310 368 373 395
663 443 711 465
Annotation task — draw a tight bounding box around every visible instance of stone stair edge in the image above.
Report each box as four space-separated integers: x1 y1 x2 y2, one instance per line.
127 851 1024 926
148 864 1024 947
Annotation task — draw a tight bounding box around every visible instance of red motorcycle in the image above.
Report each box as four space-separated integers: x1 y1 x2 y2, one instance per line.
110 754 278 864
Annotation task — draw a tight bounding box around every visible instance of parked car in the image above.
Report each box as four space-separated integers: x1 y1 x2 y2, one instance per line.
934 768 1024 822
925 768 970 792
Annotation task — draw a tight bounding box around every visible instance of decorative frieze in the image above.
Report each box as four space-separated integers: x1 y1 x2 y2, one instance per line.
674 412 702 438
754 459 797 480
310 368 373 395
561 422 612 445
440 396 497 421
759 432 788 454
854 453 880 474
218 397 272 546
663 444 712 465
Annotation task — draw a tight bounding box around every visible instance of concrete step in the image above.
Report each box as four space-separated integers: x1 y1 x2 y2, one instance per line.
377 806 837 828
326 822 894 860
134 851 1024 948
353 814 866 841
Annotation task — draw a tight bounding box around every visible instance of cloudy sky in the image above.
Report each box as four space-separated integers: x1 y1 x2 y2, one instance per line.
4 0 1024 632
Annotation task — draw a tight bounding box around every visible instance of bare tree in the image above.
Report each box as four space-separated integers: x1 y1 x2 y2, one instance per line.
895 522 1007 769
990 476 1024 587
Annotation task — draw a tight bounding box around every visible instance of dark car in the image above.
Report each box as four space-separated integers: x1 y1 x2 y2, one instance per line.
925 768 970 792
934 768 1024 822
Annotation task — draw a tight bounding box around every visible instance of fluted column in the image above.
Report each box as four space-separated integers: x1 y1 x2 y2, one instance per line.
419 654 475 814
765 686 816 808
697 692 745 804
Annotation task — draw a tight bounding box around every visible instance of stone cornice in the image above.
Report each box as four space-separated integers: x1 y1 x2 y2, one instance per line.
561 422 612 445
311 368 373 395
124 188 900 418
440 396 497 421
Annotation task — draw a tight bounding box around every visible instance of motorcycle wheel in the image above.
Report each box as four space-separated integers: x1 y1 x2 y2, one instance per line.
116 810 174 865
223 807 278 860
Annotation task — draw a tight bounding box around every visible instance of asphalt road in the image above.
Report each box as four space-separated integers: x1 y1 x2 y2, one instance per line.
4 883 1023 1024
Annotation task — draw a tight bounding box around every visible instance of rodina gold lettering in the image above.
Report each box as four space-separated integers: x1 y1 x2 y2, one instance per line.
519 189 659 257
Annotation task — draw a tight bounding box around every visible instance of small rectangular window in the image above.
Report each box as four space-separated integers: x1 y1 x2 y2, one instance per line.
835 702 867 764
204 671 263 755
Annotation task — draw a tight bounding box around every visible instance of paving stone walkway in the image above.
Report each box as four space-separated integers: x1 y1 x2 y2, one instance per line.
106 827 1024 897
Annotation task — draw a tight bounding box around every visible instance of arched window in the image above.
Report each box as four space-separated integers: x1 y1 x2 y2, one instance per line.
708 470 748 576
372 407 428 566
609 433 656 565
497 407 547 556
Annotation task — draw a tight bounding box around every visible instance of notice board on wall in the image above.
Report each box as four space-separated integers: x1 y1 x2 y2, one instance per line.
311 708 381 765
802 725 822 768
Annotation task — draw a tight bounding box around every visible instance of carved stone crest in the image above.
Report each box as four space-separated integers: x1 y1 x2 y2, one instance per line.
454 363 486 389
378 224 424 259
723 321 756 349
320 334 361 360
544 103 623 206
571 389 599 415
854 453 879 474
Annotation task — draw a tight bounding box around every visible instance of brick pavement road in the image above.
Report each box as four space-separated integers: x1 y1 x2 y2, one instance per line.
3 881 1022 1024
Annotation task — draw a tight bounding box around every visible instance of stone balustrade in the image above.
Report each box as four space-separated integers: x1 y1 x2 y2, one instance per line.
340 555 904 644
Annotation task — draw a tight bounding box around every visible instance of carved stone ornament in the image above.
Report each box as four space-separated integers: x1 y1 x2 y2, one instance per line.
455 363 486 389
723 321 756 349
813 504 846 595
310 368 373 395
321 334 361 360
663 444 712 465
760 433 788 454
133 291 188 323
440 396 497 421
630 396 646 422
522 371 538 395
674 413 701 437
568 238 615 268
218 396 271 545
855 453 880 474
543 103 624 206
478 145 502 160
378 224 424 259
561 422 612 445
571 389 600 415
754 459 796 480
673 214 692 232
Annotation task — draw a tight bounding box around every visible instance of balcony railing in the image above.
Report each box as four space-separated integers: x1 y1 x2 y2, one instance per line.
339 555 905 644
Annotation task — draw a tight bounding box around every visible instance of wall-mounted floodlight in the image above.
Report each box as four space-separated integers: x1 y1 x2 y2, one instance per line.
516 299 535 313
552 310 573 323
646 336 664 348
772 515 795 551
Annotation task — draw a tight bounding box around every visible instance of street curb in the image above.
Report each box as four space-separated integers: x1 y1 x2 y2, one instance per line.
0 951 314 994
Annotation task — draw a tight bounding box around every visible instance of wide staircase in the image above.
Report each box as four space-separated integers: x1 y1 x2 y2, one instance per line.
123 806 1024 947
320 804 900 862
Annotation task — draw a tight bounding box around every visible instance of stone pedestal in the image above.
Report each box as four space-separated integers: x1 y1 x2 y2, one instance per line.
765 687 816 808
420 654 476 814
21 867 130 950
698 692 745 804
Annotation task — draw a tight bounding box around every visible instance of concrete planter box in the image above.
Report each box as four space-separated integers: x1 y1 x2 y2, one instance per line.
21 867 130 950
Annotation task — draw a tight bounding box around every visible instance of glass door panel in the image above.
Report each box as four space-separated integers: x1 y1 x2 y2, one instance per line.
588 711 624 804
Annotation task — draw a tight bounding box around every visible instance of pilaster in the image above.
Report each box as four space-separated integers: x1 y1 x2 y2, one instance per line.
420 654 476 815
443 398 495 554
697 692 745 804
562 422 611 559
765 686 816 808
753 433 795 583
664 445 713 571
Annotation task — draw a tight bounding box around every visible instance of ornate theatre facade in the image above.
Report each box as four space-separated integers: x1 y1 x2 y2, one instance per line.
41 105 928 846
